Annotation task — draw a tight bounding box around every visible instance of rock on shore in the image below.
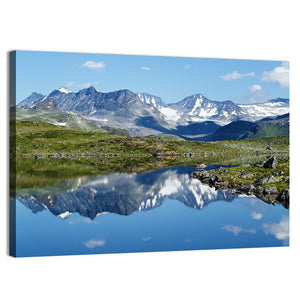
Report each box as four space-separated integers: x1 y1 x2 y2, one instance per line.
191 170 289 209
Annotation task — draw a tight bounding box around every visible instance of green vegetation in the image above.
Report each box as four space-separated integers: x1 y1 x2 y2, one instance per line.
204 115 289 141
148 134 185 141
15 108 107 132
201 159 289 191
13 120 289 190
15 120 289 156
241 115 289 139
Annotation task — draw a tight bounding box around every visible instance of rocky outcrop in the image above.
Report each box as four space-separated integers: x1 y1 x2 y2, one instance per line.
191 170 289 209
35 98 58 110
191 170 229 189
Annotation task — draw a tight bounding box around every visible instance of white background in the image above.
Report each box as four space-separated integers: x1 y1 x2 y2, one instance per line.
1 1 299 299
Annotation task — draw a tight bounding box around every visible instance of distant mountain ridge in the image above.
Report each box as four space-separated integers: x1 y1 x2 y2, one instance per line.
202 113 290 141
19 92 46 107
169 95 243 123
17 86 289 139
137 92 289 124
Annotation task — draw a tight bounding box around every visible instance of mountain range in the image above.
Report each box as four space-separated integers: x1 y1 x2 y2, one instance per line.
17 86 289 140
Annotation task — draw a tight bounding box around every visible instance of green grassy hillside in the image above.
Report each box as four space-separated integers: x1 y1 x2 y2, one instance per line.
203 114 289 141
240 115 289 139
14 120 289 157
15 108 129 136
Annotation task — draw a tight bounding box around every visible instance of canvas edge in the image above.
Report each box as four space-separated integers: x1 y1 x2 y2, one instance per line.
9 50 16 257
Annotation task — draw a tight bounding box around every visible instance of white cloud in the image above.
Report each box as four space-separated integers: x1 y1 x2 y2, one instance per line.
83 239 106 248
221 71 255 80
222 224 256 236
142 237 151 242
141 66 150 71
249 84 262 93
82 60 105 70
262 216 289 243
185 64 191 69
261 62 289 87
250 211 263 220
248 84 268 103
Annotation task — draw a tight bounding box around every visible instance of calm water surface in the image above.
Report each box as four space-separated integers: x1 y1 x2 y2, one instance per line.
16 165 289 257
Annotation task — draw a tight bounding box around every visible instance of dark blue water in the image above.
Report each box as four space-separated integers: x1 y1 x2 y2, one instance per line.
16 166 289 257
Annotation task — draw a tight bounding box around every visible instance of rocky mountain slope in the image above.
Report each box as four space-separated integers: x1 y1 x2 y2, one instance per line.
15 107 129 135
19 87 171 136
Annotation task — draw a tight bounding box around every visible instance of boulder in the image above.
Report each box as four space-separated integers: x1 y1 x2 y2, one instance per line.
191 170 210 178
255 186 264 194
263 157 278 169
214 180 229 188
239 184 255 194
258 194 278 205
277 188 289 209
239 170 253 179
194 163 206 170
230 183 242 190
254 174 279 186
201 177 211 184
210 175 220 183
263 186 278 195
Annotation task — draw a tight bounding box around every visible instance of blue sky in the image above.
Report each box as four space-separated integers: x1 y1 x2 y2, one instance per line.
15 50 289 104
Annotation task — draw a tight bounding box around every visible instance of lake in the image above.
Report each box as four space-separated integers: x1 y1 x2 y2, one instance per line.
15 165 289 257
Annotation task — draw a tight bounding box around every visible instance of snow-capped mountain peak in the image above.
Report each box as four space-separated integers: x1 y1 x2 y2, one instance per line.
188 95 205 115
17 86 289 137
137 93 166 109
58 86 72 94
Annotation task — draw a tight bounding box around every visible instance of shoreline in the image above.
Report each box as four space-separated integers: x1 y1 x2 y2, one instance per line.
191 158 289 209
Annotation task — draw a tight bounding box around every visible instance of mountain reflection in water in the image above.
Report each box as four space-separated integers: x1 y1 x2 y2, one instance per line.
17 166 239 220
15 165 289 257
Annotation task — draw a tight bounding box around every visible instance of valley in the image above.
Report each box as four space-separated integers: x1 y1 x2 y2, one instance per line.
13 85 290 205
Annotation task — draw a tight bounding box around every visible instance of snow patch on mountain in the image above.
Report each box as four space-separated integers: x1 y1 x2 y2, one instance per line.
95 88 107 93
158 175 182 196
189 95 204 115
159 106 180 121
53 122 67 126
58 211 73 219
239 101 289 119
58 87 72 94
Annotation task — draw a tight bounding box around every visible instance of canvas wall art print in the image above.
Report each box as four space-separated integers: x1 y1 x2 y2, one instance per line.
9 50 289 257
